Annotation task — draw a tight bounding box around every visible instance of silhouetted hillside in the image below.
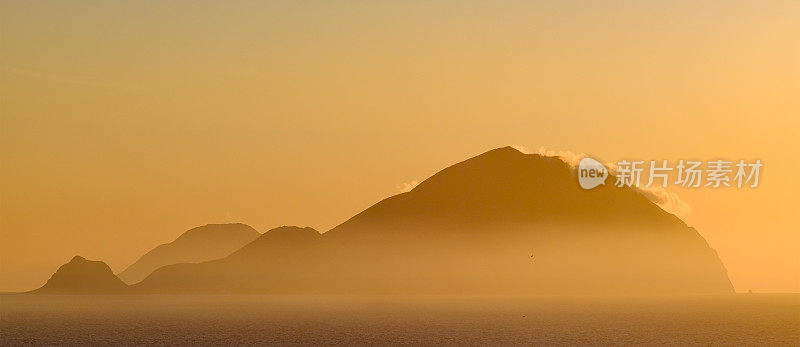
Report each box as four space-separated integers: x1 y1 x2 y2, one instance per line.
131 226 321 293
32 256 127 294
118 223 259 284
134 147 734 295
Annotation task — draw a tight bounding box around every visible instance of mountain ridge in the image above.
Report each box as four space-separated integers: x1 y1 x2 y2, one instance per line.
31 147 734 295
132 147 733 294
118 223 260 284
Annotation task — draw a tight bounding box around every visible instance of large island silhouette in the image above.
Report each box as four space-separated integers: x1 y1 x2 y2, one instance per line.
34 147 734 295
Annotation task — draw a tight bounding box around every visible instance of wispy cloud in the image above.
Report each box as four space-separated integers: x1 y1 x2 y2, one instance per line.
636 185 692 217
535 146 692 218
536 146 585 167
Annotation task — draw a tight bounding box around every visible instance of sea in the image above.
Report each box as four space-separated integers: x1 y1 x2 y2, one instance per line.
1 294 798 345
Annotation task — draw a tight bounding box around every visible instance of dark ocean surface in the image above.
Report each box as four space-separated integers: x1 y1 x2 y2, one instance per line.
2 294 797 345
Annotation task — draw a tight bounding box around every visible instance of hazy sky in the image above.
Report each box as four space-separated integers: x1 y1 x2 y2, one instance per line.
1 1 798 292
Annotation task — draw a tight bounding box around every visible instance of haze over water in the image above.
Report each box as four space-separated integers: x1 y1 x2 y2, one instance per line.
2 294 798 345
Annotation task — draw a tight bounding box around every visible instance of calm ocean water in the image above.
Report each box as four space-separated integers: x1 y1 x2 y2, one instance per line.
1 294 798 345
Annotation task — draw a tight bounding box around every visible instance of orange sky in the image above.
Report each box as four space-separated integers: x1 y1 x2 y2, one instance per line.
1 1 798 292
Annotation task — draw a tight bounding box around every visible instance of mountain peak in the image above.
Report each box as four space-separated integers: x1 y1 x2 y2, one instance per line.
69 255 88 263
411 147 560 191
175 223 259 242
469 146 530 161
33 256 127 294
490 145 526 154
